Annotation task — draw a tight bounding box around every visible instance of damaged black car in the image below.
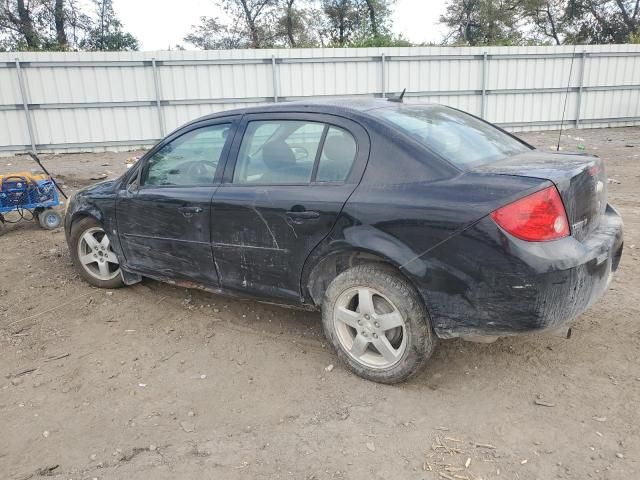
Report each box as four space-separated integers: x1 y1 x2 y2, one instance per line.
65 100 624 383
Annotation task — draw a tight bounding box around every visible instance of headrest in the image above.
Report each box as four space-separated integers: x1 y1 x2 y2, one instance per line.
323 133 356 163
262 140 296 169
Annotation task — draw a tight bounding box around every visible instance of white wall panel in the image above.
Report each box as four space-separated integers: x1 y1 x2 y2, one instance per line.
0 45 638 154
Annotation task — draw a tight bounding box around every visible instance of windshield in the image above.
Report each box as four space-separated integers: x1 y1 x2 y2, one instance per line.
370 105 531 169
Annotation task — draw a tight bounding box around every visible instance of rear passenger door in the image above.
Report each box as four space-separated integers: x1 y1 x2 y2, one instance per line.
210 113 370 302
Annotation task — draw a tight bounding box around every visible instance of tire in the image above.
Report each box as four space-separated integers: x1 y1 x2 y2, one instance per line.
38 208 62 230
322 264 436 384
69 216 124 289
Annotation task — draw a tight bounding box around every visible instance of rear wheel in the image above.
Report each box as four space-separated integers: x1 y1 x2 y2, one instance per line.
70 217 124 289
322 264 436 384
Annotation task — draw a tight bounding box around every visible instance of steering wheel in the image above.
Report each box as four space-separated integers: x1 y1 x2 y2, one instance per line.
182 160 216 181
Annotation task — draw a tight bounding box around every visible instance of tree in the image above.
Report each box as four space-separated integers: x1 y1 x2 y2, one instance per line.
184 16 249 49
1 0 83 50
276 0 320 47
440 0 524 45
320 0 360 45
520 0 568 45
79 0 138 51
441 0 640 45
54 0 67 47
0 0 44 49
566 0 639 43
1 0 136 51
319 0 395 46
185 0 280 49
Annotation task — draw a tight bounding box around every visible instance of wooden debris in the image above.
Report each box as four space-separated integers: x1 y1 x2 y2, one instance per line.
8 367 37 378
44 353 70 362
475 443 497 450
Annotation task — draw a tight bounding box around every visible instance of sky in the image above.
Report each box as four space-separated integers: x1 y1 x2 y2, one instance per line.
111 0 448 51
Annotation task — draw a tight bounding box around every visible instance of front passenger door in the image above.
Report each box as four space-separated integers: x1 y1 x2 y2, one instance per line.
116 119 237 286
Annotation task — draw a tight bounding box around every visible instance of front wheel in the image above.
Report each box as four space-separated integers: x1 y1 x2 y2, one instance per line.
322 264 436 384
69 217 124 289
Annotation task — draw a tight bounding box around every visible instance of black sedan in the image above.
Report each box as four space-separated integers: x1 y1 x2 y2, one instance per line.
64 100 623 383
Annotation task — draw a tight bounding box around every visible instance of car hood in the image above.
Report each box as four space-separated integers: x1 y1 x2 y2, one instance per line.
77 178 119 197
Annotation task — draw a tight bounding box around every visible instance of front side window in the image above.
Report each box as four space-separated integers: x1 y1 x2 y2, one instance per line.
143 123 231 186
233 121 325 184
370 105 530 169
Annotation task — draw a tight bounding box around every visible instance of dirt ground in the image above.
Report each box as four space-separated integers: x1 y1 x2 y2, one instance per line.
1 127 639 480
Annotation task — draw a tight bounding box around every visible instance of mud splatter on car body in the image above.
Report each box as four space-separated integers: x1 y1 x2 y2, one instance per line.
65 100 623 339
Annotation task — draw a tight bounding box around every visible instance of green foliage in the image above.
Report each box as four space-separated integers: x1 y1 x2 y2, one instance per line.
440 0 525 46
349 33 412 47
79 0 138 51
440 0 640 46
0 0 138 52
184 0 401 49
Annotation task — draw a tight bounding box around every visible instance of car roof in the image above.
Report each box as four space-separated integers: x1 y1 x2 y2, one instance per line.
186 98 431 126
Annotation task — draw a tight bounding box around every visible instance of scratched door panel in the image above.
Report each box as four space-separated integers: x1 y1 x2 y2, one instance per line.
116 120 238 287
211 184 355 301
117 187 219 285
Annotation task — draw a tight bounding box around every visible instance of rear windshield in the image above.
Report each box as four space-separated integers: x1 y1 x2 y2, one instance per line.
370 105 530 169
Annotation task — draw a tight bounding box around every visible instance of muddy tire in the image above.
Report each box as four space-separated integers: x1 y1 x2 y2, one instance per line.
69 216 124 289
322 264 436 384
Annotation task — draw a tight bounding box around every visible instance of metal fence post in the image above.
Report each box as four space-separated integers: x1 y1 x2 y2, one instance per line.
271 55 279 102
14 58 37 153
575 50 587 128
151 58 165 137
481 52 488 119
381 53 386 98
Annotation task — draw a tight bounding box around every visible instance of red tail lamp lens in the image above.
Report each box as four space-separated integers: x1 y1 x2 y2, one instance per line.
490 186 570 241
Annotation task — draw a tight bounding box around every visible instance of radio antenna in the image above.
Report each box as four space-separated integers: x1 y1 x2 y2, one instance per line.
557 44 577 152
387 88 406 103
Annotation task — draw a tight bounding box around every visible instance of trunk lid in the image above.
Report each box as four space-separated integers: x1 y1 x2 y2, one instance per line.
472 150 607 241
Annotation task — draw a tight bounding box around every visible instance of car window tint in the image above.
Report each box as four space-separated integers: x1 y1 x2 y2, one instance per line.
233 120 325 184
144 124 230 186
315 126 357 182
370 105 530 169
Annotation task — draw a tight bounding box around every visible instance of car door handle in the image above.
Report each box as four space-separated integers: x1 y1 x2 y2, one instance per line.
178 206 203 217
286 210 320 219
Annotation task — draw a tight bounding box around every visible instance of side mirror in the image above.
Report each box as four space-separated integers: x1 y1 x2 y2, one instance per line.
127 178 139 194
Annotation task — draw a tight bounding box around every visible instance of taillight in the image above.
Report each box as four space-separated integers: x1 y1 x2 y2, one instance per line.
490 185 569 242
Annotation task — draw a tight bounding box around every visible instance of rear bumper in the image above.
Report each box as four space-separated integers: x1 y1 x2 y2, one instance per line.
411 204 623 338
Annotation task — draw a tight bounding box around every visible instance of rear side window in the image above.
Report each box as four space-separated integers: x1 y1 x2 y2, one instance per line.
370 105 530 169
233 121 325 184
232 120 357 185
316 127 357 182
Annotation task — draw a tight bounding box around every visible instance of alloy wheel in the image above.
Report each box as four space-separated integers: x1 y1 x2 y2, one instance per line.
333 286 407 369
77 227 121 281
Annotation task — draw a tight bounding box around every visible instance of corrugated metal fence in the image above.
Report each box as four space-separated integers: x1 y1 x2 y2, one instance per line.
1 45 639 154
